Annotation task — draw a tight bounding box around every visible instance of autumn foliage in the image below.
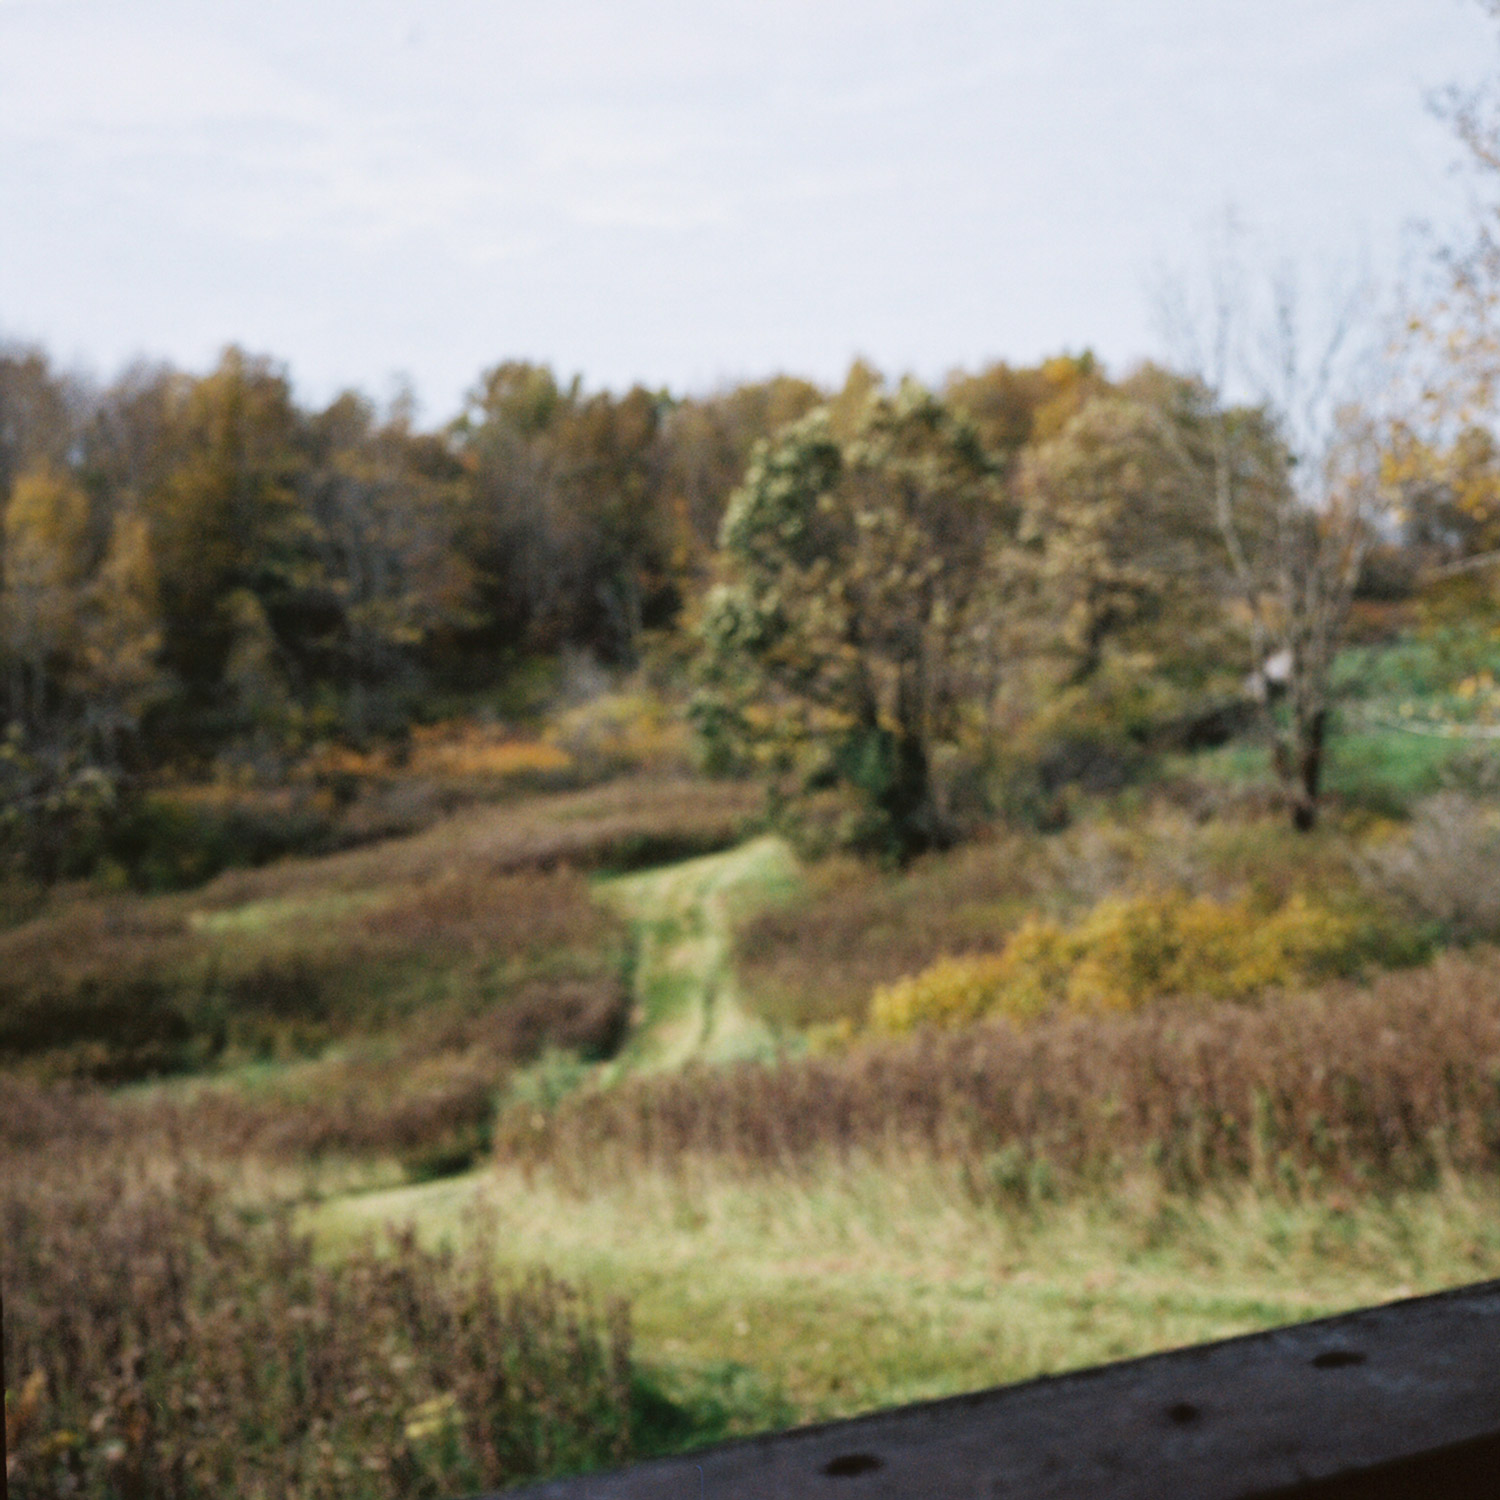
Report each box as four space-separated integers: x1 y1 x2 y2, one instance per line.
870 888 1360 1032
496 950 1500 1195
3 1135 632 1498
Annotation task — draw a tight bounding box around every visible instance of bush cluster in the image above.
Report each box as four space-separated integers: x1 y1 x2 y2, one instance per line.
3 1150 633 1499
1361 792 1500 943
497 949 1500 1195
870 889 1360 1033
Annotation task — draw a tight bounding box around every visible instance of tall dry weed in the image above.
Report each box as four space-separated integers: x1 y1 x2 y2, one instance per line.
3 1143 633 1499
498 951 1500 1196
737 808 1395 1027
1362 792 1500 942
736 836 1045 1026
0 863 630 1078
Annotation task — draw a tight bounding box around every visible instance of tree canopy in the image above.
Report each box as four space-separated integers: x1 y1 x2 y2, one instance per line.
0 321 1463 875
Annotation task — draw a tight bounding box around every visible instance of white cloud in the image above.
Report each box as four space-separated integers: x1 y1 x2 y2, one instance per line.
0 0 1494 414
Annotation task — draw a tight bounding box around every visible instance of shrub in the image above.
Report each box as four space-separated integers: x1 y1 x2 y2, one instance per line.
406 723 574 781
868 952 1045 1034
1361 792 1500 943
548 691 695 777
106 787 342 892
3 1155 634 1499
0 733 123 883
871 889 1360 1033
735 835 1047 1027
497 948 1500 1195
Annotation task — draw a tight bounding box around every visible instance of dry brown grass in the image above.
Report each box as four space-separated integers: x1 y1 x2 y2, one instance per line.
3 1134 633 1498
0 1072 116 1150
497 949 1500 1196
193 774 760 909
0 899 203 1078
1361 792 1500 942
0 868 627 1081
141 981 627 1177
737 836 1046 1026
0 774 755 1079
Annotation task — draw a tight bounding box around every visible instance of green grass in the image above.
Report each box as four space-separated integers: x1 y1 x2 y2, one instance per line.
311 1158 1500 1433
595 835 801 1071
1334 628 1500 702
1323 730 1468 808
185 890 391 935
1159 631 1500 816
1173 722 1485 814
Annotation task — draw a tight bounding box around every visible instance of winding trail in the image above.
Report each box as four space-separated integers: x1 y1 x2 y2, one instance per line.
595 834 800 1071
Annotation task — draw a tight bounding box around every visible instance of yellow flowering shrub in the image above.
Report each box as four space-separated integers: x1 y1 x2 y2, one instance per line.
870 889 1360 1034
869 953 1017 1034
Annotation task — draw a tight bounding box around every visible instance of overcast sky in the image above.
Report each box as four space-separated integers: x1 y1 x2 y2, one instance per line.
1 0 1496 419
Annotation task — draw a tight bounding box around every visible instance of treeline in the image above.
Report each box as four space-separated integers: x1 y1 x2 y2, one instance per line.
1 337 1496 874
0 344 1123 770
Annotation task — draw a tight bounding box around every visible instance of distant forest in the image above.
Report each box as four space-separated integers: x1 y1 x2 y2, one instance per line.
0 344 1128 760
0 336 1496 872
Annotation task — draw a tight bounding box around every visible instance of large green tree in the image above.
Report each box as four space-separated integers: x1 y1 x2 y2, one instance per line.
695 382 1016 858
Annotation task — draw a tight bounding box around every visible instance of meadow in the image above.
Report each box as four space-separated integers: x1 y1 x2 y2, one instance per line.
7 646 1500 1496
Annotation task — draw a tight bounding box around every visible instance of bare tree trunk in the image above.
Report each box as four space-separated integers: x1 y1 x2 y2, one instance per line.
1162 246 1384 834
1276 705 1327 831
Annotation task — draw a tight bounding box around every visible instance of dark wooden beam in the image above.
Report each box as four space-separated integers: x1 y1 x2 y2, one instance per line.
498 1279 1500 1499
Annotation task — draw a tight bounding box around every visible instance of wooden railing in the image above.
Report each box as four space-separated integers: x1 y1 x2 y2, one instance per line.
497 1279 1500 1499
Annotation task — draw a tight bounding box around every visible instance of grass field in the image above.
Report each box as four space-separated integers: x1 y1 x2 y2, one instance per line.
314 1159 1500 1431
9 637 1500 1492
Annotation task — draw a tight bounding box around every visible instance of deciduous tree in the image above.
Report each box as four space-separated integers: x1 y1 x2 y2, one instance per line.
695 381 1016 858
1017 370 1233 708
1163 261 1387 830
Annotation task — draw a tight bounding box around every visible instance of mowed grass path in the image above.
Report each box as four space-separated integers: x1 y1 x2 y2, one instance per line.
595 834 800 1071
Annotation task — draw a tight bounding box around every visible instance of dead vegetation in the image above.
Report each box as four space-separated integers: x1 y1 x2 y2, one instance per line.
497 949 1500 1196
0 776 755 1080
736 805 1409 1028
3 1130 634 1498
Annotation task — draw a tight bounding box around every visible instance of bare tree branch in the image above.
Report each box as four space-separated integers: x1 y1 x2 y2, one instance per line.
1158 244 1391 828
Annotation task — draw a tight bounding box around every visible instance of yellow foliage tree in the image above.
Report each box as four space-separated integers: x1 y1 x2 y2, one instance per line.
2 463 90 734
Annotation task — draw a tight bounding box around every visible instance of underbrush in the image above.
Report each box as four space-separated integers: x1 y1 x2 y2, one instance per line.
735 804 1415 1029
734 837 1048 1028
0 776 754 1080
0 868 627 1083
191 774 758 906
497 950 1500 1196
870 888 1363 1032
3 1138 634 1498
1361 792 1500 943
48 696 700 894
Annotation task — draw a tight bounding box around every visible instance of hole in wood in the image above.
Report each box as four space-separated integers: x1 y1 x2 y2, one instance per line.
1310 1348 1367 1369
822 1452 885 1477
1166 1400 1201 1425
